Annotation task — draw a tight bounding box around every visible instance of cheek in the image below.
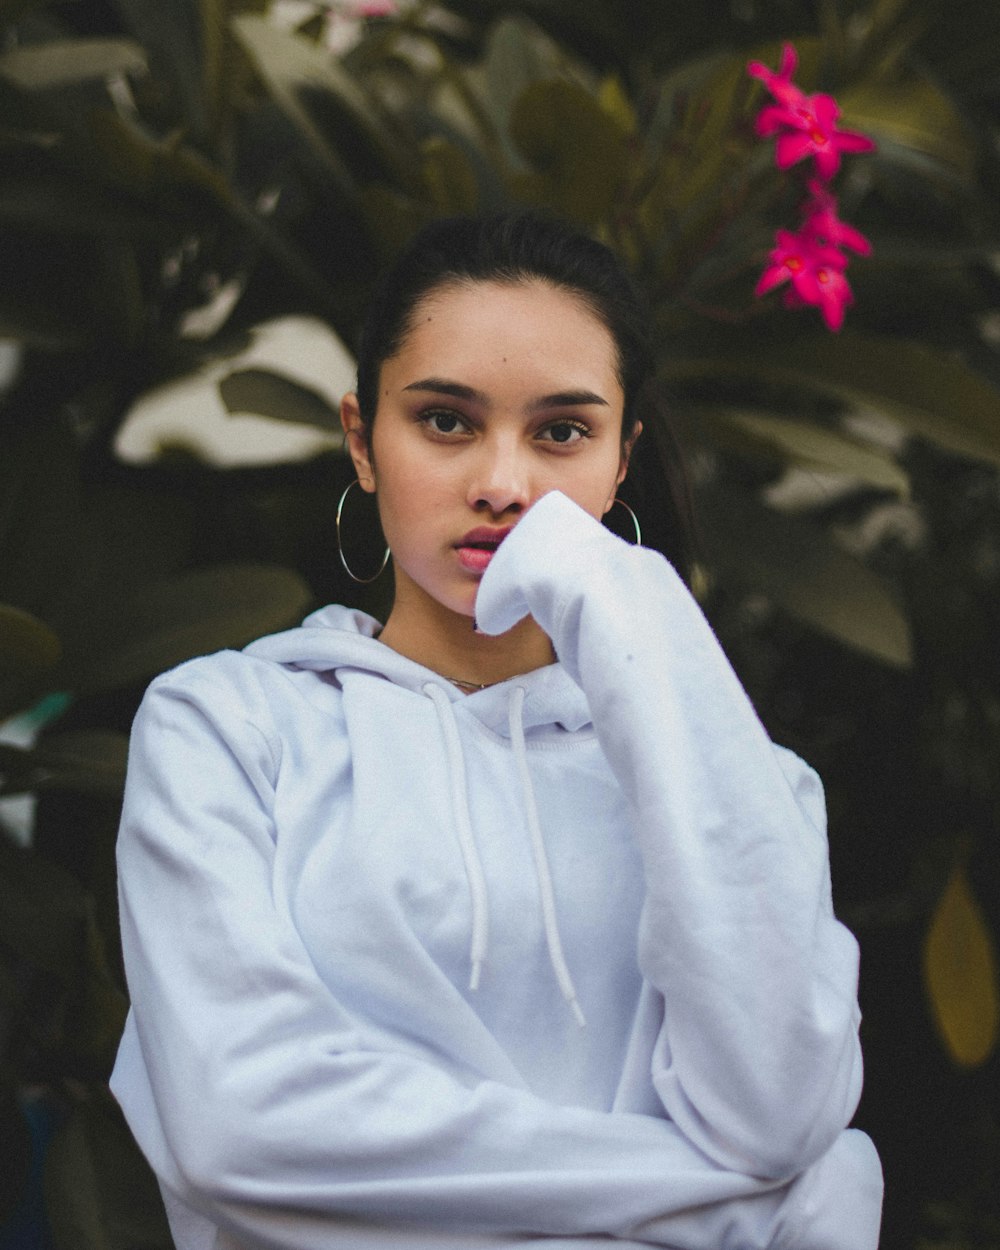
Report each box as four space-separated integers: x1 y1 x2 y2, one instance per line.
371 448 447 544
564 452 627 517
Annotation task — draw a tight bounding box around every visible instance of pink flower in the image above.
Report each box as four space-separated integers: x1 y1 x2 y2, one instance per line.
749 45 875 180
800 181 872 256
748 43 807 111
755 228 854 331
747 44 873 329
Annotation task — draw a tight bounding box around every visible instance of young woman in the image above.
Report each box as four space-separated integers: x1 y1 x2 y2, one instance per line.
111 213 883 1250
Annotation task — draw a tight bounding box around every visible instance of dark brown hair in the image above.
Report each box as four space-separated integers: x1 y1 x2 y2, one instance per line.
353 211 696 578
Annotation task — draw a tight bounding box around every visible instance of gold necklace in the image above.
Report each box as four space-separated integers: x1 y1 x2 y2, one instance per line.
444 675 497 692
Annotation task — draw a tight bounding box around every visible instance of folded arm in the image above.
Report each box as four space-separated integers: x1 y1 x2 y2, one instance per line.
476 491 865 1181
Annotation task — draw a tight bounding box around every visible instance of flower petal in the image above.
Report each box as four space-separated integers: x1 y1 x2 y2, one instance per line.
835 222 872 255
817 270 853 330
791 269 822 303
813 144 842 179
747 51 808 109
755 105 796 136
805 177 835 205
812 94 841 128
819 293 847 331
834 130 877 155
755 265 790 296
772 228 801 250
776 131 815 169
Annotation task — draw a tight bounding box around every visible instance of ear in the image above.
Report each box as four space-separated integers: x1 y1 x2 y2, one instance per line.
340 393 375 492
605 420 643 512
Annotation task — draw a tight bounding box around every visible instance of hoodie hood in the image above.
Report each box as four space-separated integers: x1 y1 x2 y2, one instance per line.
244 603 593 738
246 602 595 1022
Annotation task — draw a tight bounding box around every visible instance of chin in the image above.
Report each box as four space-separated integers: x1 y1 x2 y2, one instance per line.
419 581 478 622
448 595 478 621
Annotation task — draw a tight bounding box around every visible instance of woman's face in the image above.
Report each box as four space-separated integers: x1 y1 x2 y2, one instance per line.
341 279 635 623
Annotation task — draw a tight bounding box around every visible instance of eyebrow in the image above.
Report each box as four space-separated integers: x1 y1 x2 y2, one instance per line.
401 378 610 410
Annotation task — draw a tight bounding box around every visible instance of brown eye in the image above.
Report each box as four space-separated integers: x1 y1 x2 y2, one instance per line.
421 410 466 435
538 421 589 444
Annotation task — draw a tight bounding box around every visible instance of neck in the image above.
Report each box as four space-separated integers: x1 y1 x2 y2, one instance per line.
377 589 555 688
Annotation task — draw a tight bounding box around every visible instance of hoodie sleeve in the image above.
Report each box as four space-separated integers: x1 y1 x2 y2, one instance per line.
476 490 866 1182
113 655 881 1250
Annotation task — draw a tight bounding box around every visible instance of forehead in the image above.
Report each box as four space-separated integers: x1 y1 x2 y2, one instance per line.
389 278 621 384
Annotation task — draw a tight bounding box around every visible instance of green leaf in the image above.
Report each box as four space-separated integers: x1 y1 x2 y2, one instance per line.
698 486 913 667
0 606 62 731
0 170 178 241
201 0 228 138
85 110 343 314
44 1097 173 1250
852 0 940 82
420 135 480 216
508 78 630 225
481 14 572 123
72 563 312 694
470 14 572 166
0 39 147 90
0 604 61 674
230 15 412 193
218 367 342 431
924 861 1000 1067
638 49 758 278
85 108 235 207
699 406 911 497
359 182 432 263
0 731 128 798
840 78 975 181
597 73 637 133
664 335 1000 470
110 0 210 139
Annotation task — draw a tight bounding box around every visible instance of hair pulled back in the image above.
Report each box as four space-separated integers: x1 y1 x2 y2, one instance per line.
354 211 654 447
352 211 696 581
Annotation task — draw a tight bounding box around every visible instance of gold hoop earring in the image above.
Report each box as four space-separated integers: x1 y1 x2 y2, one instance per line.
336 479 390 584
605 497 642 546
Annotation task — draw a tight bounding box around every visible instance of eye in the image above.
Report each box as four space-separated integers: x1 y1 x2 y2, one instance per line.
419 409 469 436
537 420 591 445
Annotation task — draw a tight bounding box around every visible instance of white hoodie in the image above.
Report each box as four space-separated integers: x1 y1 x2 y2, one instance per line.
111 491 883 1250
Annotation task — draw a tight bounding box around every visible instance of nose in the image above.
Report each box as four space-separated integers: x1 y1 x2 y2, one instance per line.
467 435 533 517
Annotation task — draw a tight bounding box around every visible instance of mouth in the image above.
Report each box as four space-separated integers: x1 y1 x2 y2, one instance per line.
455 527 512 573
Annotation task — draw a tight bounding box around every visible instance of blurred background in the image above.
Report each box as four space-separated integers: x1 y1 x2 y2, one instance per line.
0 1 998 1246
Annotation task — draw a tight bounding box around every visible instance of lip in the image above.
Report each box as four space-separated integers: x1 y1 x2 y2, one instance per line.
457 526 514 548
454 526 513 574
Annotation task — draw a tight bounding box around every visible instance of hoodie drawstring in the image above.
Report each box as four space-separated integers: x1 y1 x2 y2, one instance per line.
508 686 587 1028
423 682 586 1028
424 683 489 991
